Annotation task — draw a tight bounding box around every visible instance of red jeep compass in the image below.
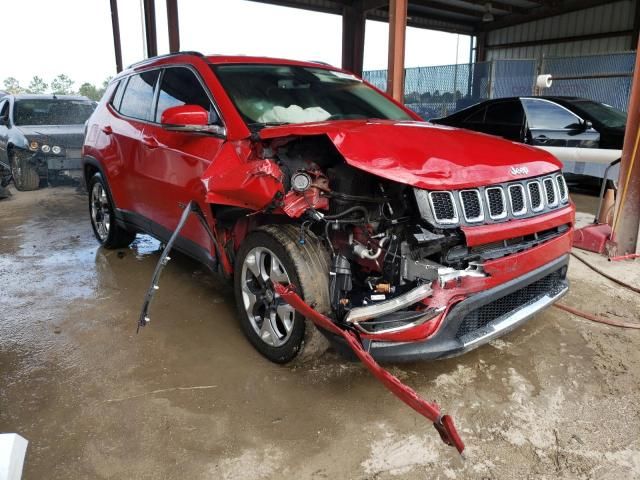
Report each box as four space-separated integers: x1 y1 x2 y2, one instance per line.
82 52 574 364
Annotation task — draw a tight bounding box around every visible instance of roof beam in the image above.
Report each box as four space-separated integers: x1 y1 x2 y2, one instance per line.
409 0 487 18
458 0 530 15
478 0 625 31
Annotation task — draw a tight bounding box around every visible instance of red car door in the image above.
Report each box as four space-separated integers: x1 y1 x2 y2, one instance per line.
139 66 225 256
108 69 160 222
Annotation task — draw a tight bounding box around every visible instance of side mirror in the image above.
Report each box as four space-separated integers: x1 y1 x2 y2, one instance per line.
583 120 593 130
161 105 226 137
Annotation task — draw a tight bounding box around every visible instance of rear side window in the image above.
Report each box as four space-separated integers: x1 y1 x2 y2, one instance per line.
464 107 485 123
111 79 127 111
485 101 524 126
522 98 581 130
119 70 159 121
0 100 8 119
156 67 215 123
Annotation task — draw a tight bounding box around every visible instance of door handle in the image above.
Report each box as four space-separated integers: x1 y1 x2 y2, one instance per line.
102 125 113 135
142 136 159 149
534 135 548 143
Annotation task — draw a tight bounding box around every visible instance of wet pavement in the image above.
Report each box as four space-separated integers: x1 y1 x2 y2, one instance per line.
1 186 639 479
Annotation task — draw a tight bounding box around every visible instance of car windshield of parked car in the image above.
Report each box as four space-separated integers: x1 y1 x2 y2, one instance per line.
14 99 95 126
569 100 627 129
211 64 413 128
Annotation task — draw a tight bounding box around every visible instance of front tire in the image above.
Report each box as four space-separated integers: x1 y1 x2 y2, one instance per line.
88 173 136 249
10 151 40 191
233 225 331 364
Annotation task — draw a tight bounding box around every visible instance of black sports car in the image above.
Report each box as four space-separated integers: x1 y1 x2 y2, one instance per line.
0 94 95 190
432 96 626 180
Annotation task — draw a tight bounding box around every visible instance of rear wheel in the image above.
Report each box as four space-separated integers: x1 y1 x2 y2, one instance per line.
234 225 331 363
10 151 40 191
88 173 136 249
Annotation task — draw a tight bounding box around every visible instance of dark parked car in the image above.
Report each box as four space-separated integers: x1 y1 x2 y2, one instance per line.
0 94 96 190
432 96 626 180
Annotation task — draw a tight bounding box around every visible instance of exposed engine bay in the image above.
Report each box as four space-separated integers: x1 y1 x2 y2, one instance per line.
257 135 489 334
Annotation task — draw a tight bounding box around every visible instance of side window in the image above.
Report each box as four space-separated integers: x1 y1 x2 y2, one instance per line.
155 67 216 123
119 70 159 121
464 107 486 123
0 100 8 120
111 78 127 112
485 101 524 126
522 98 581 130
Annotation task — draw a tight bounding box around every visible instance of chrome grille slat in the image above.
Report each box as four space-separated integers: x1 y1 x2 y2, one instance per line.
429 191 458 224
508 184 527 216
485 187 507 220
543 177 558 207
528 181 544 212
459 189 484 223
556 175 568 203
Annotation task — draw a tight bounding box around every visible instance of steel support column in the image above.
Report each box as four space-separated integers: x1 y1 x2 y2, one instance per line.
109 0 123 73
166 0 180 53
143 0 158 58
341 6 366 76
612 40 640 254
386 0 407 102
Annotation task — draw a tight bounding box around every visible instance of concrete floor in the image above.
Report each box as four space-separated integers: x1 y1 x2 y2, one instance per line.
1 186 639 479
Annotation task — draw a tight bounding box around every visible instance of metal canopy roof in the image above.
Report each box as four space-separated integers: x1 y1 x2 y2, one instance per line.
246 0 627 35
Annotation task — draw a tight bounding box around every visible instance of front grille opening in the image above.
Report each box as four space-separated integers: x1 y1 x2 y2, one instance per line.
470 224 570 260
556 175 568 201
455 270 565 339
528 182 543 211
509 185 526 216
430 192 457 222
543 178 557 206
486 187 506 219
460 190 483 222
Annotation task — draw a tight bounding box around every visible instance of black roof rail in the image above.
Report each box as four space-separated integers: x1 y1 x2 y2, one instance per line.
127 51 205 69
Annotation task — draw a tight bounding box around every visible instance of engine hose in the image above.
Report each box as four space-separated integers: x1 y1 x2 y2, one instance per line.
323 206 369 221
571 251 640 294
554 303 640 329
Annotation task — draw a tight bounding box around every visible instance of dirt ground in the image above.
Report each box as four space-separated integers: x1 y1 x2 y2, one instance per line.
1 186 639 480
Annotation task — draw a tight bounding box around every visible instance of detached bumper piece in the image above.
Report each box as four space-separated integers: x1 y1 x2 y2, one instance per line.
273 282 465 455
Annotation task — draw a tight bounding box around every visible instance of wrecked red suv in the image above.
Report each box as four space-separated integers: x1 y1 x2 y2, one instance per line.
83 52 574 364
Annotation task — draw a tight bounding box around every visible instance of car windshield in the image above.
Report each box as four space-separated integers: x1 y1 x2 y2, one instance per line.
14 99 95 126
211 64 413 129
569 100 627 129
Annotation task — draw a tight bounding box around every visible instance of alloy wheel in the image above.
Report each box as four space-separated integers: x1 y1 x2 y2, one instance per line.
90 182 111 241
240 246 296 347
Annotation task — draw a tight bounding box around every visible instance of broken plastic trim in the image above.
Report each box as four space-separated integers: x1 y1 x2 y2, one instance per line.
137 201 223 332
273 282 465 455
344 282 433 324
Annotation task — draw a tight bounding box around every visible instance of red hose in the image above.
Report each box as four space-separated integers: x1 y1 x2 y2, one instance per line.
571 251 640 294
554 303 640 329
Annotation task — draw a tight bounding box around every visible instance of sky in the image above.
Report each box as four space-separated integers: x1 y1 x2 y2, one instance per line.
0 0 471 90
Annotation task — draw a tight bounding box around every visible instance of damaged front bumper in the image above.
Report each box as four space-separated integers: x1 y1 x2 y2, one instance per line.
365 254 569 362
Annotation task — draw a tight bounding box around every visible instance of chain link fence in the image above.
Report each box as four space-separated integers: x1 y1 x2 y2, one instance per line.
363 51 635 120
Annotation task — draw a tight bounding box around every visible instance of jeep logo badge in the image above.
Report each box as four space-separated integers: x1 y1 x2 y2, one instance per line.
510 166 529 176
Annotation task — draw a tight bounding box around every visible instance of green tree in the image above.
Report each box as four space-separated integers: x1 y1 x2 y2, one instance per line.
50 74 75 95
27 75 48 94
78 82 100 100
3 77 24 94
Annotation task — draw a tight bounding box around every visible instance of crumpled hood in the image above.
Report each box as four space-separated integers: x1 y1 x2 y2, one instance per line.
259 120 562 190
17 125 85 148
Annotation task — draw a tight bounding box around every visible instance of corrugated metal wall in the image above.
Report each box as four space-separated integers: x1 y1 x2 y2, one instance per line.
486 0 638 60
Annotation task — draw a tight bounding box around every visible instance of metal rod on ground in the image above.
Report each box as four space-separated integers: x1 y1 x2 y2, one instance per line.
274 282 465 455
